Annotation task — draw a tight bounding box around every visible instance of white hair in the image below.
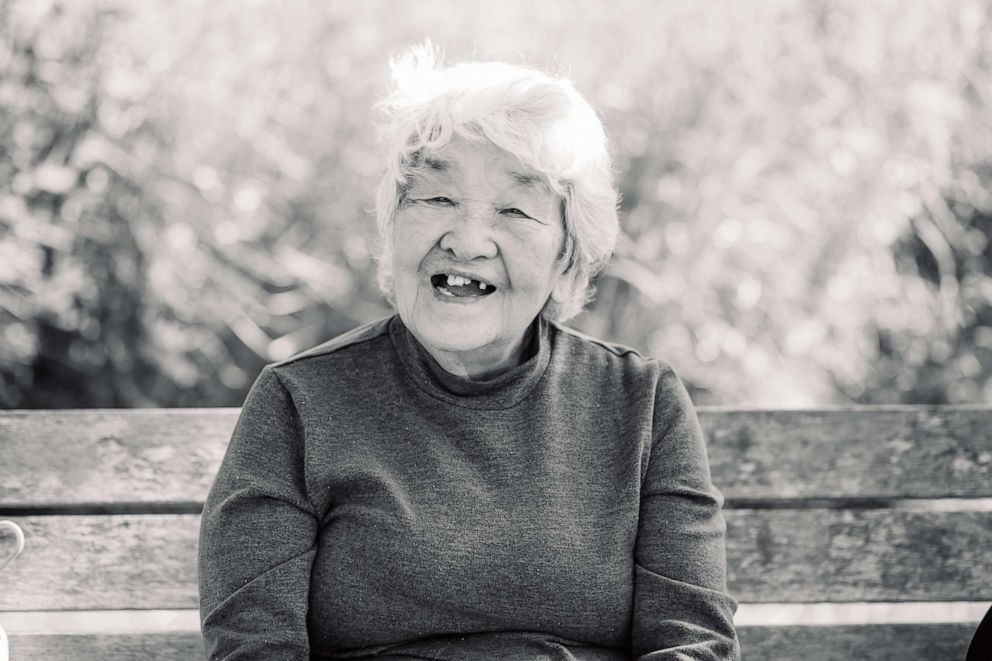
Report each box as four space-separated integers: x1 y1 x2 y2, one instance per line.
373 44 619 322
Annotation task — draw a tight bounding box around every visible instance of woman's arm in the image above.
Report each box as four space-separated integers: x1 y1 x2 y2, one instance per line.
198 366 318 660
631 366 740 660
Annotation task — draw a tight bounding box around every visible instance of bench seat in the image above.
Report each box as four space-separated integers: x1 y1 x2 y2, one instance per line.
1 408 989 660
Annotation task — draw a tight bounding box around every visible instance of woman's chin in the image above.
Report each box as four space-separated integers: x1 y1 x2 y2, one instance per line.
407 296 501 348
417 322 501 358
407 313 529 376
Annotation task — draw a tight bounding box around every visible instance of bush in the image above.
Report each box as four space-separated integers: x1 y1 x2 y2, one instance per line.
1 0 990 406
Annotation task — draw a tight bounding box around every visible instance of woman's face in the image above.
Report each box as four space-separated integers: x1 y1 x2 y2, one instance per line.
390 137 569 379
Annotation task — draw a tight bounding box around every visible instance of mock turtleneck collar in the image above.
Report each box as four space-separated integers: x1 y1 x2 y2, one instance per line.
388 314 553 410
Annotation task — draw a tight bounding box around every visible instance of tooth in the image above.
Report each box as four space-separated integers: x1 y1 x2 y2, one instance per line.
446 275 456 286
479 282 488 290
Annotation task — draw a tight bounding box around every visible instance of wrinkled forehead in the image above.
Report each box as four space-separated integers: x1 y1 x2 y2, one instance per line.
402 145 555 197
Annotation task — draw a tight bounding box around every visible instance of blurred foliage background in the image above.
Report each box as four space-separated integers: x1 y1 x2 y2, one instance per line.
1 0 991 408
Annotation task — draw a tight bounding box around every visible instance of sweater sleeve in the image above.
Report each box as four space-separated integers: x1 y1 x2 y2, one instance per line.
631 365 740 660
198 366 318 660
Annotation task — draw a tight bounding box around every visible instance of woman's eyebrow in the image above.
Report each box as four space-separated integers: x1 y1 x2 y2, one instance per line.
509 170 538 186
422 156 451 172
405 158 452 188
507 169 552 195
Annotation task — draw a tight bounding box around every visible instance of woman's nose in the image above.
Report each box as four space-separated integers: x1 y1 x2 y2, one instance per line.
438 207 498 260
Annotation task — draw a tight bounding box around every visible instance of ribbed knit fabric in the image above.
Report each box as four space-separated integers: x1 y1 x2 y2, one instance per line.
198 315 740 660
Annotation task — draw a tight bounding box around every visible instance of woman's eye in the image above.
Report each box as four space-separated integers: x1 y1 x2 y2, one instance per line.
425 197 454 206
500 208 531 218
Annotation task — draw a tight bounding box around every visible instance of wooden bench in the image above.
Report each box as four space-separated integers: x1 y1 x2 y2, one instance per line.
1 407 989 660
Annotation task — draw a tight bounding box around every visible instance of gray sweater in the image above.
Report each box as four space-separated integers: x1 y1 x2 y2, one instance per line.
198 315 740 660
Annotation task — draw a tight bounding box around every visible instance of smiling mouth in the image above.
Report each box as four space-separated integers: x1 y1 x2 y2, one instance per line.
430 273 497 298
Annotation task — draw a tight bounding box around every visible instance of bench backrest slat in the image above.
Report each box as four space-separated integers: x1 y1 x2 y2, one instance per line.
2 509 990 611
2 408 990 507
702 408 992 500
8 633 206 661
5 624 979 661
0 410 233 509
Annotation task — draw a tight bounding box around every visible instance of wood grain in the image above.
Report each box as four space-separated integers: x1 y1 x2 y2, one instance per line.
0 409 235 508
725 509 992 602
5 624 979 661
2 408 991 508
0 515 200 610
737 623 977 661
700 407 992 500
8 632 205 661
2 510 990 610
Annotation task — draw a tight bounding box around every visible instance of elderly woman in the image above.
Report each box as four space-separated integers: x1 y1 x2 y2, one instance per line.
198 47 740 660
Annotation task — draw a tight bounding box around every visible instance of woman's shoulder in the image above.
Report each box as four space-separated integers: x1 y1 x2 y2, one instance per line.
549 321 677 379
270 316 395 370
548 323 692 422
254 316 400 405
